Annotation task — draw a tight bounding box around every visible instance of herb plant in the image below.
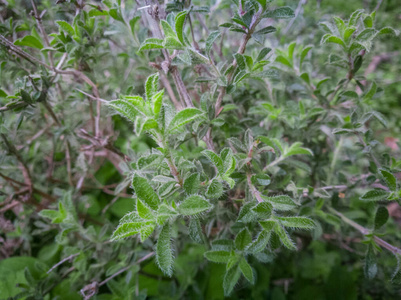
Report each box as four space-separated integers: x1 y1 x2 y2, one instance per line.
1 0 401 299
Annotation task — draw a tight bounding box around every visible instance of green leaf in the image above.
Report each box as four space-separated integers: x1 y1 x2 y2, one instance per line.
262 195 298 211
363 81 377 102
156 203 178 225
184 173 200 194
239 257 254 284
256 47 272 62
111 220 155 241
202 150 224 175
161 20 176 38
189 218 204 243
132 175 160 210
321 34 345 47
273 224 296 250
139 38 164 51
360 189 389 202
251 174 271 186
206 30 221 56
178 195 213 216
136 198 154 220
168 108 204 134
344 27 357 43
300 45 313 66
108 98 145 123
374 206 389 230
235 228 252 251
14 35 43 49
252 202 273 219
278 217 315 229
247 230 271 253
56 21 75 36
145 73 159 101
364 245 377 279
156 224 174 277
264 7 295 19
164 37 185 50
204 250 230 263
175 11 188 45
377 27 399 37
254 26 276 35
237 202 257 223
206 179 224 199
275 55 292 68
285 142 313 157
379 169 396 191
349 9 364 26
223 263 241 296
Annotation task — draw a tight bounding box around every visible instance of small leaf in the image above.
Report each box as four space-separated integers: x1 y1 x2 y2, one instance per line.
204 250 230 263
379 169 396 191
247 230 271 253
175 11 188 45
223 264 241 296
262 195 298 211
256 47 272 62
321 34 345 47
184 173 200 195
273 224 296 250
189 218 204 243
202 150 224 175
56 20 75 36
360 189 389 202
235 228 252 251
251 174 271 186
206 30 221 56
254 26 276 35
136 198 154 220
161 20 176 38
14 35 43 49
145 73 159 101
156 224 174 277
178 195 213 216
168 108 204 134
264 6 295 19
206 179 224 199
300 45 313 66
374 206 389 230
132 175 160 210
139 38 164 51
364 245 377 279
278 217 315 229
239 257 254 284
111 220 154 241
252 202 273 219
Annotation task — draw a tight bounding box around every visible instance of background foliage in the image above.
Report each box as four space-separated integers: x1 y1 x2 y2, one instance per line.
1 0 401 299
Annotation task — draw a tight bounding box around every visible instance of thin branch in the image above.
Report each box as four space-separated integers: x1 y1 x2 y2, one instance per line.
329 207 401 256
47 253 80 274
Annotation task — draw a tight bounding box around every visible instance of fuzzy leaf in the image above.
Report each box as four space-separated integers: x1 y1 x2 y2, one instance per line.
235 228 252 251
156 224 174 277
206 30 221 56
175 11 188 44
145 73 159 101
273 224 296 250
374 206 389 230
264 7 295 19
178 195 213 216
56 21 75 36
204 250 230 263
360 189 389 202
239 257 254 284
262 195 298 211
14 35 43 49
364 245 377 279
202 150 224 175
379 169 396 191
184 173 200 195
132 175 160 210
168 108 204 134
247 230 271 253
189 218 204 243
139 38 164 51
223 264 241 296
206 179 224 199
278 217 315 229
252 202 273 219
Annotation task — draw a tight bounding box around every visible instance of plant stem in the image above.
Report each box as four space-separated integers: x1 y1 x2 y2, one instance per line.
329 207 401 256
